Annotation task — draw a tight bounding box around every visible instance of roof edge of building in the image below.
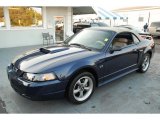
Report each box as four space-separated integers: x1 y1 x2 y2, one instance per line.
112 6 160 12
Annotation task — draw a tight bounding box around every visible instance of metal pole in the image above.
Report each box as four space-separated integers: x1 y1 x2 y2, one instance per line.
148 12 150 25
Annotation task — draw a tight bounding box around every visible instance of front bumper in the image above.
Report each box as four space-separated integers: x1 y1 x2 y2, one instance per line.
7 64 66 100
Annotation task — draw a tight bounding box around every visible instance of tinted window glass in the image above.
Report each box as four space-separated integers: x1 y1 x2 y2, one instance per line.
66 29 113 50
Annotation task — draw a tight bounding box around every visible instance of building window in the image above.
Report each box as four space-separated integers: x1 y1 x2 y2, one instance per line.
0 7 5 28
138 17 144 22
9 7 43 27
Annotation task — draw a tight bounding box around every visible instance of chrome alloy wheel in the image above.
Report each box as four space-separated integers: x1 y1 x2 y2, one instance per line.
142 55 150 71
73 76 93 101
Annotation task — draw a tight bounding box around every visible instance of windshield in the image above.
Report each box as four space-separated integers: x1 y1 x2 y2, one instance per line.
65 29 113 51
150 22 160 27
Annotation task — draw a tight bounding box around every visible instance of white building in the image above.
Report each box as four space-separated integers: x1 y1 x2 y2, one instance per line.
1 6 159 48
0 6 95 48
113 6 160 30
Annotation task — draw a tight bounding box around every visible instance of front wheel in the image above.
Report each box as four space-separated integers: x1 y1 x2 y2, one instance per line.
137 53 150 73
67 72 96 104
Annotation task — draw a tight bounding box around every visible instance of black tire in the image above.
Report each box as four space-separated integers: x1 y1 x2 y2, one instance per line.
137 53 150 73
67 72 96 104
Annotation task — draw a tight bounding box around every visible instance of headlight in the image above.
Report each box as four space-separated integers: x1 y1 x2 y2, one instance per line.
23 73 57 81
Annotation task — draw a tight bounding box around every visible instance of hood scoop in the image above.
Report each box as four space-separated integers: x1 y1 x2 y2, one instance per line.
39 47 69 54
39 48 50 54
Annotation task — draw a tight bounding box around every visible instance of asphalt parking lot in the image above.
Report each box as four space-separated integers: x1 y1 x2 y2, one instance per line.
0 40 160 113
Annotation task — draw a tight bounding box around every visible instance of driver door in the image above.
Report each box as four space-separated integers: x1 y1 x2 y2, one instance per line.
101 32 139 81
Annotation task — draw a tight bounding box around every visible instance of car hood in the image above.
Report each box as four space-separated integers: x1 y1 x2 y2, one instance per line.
12 46 99 73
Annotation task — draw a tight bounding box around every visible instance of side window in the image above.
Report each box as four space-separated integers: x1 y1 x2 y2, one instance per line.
111 32 134 49
132 34 140 44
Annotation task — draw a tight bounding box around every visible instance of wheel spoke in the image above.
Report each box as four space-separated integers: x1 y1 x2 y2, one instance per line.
142 63 145 67
84 86 90 91
144 57 148 62
83 78 89 86
74 88 80 94
77 80 82 85
142 63 145 68
79 91 84 98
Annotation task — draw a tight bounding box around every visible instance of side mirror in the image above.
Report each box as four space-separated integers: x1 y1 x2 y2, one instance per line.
110 46 122 53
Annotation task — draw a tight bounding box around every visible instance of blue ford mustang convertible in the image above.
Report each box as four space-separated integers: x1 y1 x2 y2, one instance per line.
7 27 155 104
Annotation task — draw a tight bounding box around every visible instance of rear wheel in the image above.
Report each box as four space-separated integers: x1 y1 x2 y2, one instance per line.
138 53 150 73
67 72 96 104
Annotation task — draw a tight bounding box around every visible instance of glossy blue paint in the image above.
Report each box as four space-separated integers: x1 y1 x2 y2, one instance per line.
7 27 155 100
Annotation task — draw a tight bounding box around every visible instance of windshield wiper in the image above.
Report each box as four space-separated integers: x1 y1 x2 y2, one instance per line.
69 43 92 51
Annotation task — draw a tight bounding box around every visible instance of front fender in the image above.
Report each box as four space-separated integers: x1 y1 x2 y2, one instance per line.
67 60 99 79
53 59 99 82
